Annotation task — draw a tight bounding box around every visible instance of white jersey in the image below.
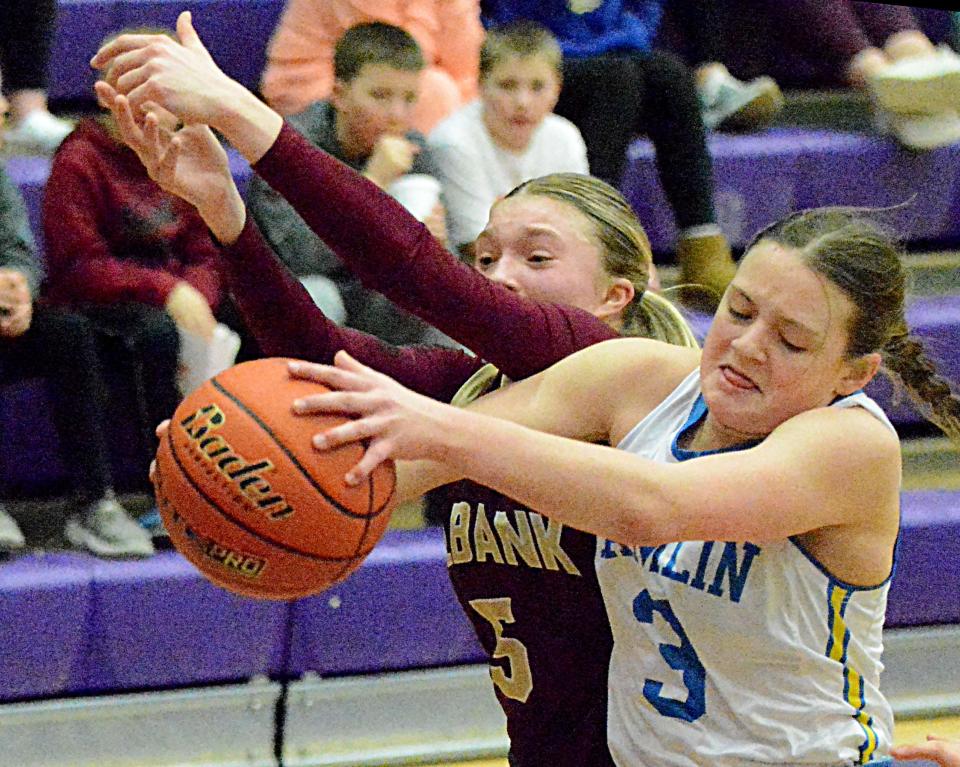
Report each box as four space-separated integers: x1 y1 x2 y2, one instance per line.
602 369 898 767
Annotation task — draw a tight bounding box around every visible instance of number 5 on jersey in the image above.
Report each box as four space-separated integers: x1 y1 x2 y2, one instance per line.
469 597 534 702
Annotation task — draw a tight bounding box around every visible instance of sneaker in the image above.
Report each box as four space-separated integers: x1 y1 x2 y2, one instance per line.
3 110 74 155
0 503 26 551
65 492 155 558
700 72 783 131
138 508 173 550
869 45 960 115
874 106 960 151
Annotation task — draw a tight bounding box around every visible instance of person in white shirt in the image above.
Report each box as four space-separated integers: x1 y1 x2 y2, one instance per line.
428 21 588 257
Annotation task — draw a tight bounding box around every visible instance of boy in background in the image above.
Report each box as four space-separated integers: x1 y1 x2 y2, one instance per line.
428 21 589 258
248 22 451 346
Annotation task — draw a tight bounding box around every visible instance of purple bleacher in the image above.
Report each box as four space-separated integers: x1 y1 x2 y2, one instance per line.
0 489 956 703
78 550 289 693
48 1 122 103
0 553 92 700
887 490 960 628
116 1 284 94
623 129 960 253
5 155 50 259
285 528 485 677
0 380 68 495
866 295 960 427
48 0 284 104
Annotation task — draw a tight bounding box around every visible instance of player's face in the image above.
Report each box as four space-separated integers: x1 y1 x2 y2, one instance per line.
480 54 561 152
332 63 421 156
473 194 620 316
699 240 866 443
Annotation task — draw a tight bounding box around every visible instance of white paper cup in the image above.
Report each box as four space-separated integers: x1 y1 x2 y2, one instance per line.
386 174 442 221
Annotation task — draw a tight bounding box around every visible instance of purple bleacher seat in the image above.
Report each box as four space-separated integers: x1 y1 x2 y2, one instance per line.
49 1 284 103
795 133 960 244
77 551 289 693
5 155 50 259
886 490 960 629
0 488 954 702
866 295 960 426
48 1 123 103
0 553 92 701
624 130 804 252
285 528 485 677
623 129 960 254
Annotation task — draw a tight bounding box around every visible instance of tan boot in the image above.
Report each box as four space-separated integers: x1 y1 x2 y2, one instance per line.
676 233 737 312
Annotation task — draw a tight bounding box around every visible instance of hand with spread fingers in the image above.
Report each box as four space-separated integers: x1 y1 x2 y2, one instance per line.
288 351 454 486
97 87 246 243
92 11 231 127
91 10 282 164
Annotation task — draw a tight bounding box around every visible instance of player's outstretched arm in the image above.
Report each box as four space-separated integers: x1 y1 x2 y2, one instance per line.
892 736 960 767
290 340 900 546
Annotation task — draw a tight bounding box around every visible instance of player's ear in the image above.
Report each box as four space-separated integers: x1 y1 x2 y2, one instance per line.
836 352 881 396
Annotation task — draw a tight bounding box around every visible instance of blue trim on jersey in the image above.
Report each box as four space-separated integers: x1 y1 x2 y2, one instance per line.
670 395 761 461
789 534 898 592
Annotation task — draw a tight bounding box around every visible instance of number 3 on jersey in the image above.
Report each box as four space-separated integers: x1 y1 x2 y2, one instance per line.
633 589 706 722
469 597 533 702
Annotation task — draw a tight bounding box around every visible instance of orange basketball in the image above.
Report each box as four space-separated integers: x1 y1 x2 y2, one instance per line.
153 357 396 600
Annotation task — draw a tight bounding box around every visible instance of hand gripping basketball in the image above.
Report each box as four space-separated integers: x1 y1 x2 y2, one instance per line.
153 357 396 600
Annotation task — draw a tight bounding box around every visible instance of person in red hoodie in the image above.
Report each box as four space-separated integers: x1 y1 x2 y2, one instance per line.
42 90 257 479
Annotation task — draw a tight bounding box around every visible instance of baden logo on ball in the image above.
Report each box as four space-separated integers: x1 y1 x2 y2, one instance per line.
154 357 396 600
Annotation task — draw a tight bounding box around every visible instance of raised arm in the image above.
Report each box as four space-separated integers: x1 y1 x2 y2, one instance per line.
93 12 618 381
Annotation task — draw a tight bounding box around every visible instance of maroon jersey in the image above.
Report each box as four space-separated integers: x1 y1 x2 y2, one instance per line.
231 123 619 766
43 118 224 310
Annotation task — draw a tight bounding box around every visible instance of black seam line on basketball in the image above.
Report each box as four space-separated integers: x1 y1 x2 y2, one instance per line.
166 429 360 563
209 376 386 521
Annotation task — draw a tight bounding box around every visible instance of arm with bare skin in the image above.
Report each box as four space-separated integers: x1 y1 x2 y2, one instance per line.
287 343 900 558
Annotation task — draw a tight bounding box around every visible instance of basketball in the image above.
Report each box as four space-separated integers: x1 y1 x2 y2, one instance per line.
153 357 396 600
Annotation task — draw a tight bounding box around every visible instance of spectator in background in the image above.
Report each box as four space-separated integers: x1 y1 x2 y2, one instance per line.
0 79 152 557
659 0 784 131
260 0 484 134
248 22 453 346
1 0 73 153
428 22 590 259
480 0 736 310
720 1 960 150
41 41 258 479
